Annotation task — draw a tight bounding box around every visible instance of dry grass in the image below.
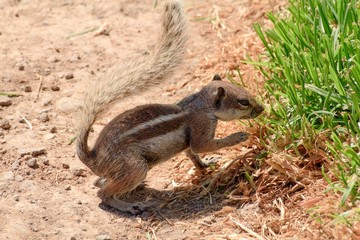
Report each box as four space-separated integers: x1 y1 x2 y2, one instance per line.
162 129 358 239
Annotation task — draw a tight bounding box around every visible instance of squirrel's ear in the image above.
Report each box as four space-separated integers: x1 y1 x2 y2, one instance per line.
215 87 226 108
213 74 222 81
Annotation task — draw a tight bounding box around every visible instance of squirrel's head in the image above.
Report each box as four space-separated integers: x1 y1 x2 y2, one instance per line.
204 74 264 121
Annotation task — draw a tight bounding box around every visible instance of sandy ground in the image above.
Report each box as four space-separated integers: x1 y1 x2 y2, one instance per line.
1 0 358 239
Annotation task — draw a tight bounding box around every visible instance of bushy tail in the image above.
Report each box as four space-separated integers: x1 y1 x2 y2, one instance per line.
76 0 187 167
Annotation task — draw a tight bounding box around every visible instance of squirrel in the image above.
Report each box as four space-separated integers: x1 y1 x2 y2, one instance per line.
75 0 264 214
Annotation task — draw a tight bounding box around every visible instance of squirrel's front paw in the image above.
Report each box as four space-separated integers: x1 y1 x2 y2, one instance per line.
202 155 221 167
231 132 249 143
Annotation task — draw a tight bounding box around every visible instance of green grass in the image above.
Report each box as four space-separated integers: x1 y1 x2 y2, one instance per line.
247 0 360 208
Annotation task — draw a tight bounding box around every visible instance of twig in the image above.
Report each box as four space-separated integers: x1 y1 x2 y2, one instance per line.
34 73 43 102
39 108 52 114
174 158 185 169
201 185 213 204
230 216 267 240
273 197 285 221
207 149 255 190
156 211 174 226
0 92 22 97
150 227 158 240
21 116 33 130
66 26 99 39
68 136 76 145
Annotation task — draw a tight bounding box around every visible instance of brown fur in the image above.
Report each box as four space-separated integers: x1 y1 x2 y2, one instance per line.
75 1 264 214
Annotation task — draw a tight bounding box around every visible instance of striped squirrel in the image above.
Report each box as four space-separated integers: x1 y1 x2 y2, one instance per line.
76 0 264 214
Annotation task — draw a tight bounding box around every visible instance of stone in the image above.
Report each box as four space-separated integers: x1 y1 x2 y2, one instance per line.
44 133 55 140
51 85 60 91
26 158 39 168
50 126 57 133
24 86 32 92
71 167 87 177
96 235 111 240
62 163 70 169
0 171 15 182
0 98 12 107
65 73 74 79
42 159 50 165
47 56 60 63
15 175 24 182
18 147 46 157
11 160 20 170
31 148 46 157
39 112 49 122
0 119 11 130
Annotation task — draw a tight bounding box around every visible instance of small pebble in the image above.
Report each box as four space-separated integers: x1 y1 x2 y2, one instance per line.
44 134 55 140
26 158 38 169
41 98 52 107
32 148 46 157
23 155 32 161
51 85 60 91
71 167 87 177
14 195 20 201
47 56 60 63
0 119 11 130
65 73 74 79
39 126 47 131
75 178 84 184
96 235 111 240
18 65 25 71
50 126 57 133
11 160 20 170
39 112 49 122
65 185 71 191
42 159 50 166
18 147 46 157
62 163 70 169
24 86 32 92
0 171 14 181
69 54 81 62
15 175 24 182
0 100 12 107
19 150 32 157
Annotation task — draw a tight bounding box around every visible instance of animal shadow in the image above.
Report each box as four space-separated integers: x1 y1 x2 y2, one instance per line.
99 182 231 220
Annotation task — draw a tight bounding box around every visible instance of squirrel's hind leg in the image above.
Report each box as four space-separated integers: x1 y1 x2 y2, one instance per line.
97 156 149 214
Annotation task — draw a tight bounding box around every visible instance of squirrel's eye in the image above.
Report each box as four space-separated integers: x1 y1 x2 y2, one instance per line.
238 99 250 106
